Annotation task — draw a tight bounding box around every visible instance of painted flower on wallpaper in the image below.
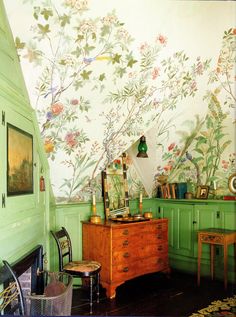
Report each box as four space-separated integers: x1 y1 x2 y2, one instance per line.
15 0 211 201
51 102 64 116
222 154 236 172
156 34 167 46
44 138 55 153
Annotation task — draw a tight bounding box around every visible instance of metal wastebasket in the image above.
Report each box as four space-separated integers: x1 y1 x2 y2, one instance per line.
25 272 73 316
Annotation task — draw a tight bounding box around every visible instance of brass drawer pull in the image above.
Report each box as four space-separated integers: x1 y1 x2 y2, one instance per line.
123 267 129 272
123 229 129 235
157 245 163 251
157 234 163 239
123 252 130 258
123 240 129 246
157 224 163 230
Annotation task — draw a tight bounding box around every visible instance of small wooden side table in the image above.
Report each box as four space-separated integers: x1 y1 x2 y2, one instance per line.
197 228 236 289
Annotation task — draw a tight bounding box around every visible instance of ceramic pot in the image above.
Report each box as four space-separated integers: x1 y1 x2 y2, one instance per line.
185 192 193 199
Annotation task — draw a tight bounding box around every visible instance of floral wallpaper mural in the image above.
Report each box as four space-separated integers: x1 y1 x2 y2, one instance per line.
5 0 235 202
149 28 236 198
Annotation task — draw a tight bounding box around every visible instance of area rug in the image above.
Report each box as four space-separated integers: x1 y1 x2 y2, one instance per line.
189 295 236 317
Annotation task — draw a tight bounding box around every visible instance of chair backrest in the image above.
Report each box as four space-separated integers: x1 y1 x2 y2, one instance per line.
51 227 73 272
0 260 25 315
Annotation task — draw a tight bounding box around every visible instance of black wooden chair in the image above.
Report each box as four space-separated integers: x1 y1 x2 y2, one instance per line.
51 227 101 314
0 260 26 315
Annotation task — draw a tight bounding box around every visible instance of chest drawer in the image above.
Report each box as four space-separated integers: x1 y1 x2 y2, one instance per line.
112 231 167 251
112 225 147 240
112 242 168 265
112 254 169 281
112 222 167 241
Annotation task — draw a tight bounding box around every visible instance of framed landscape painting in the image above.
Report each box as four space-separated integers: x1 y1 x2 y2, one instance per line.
7 123 33 196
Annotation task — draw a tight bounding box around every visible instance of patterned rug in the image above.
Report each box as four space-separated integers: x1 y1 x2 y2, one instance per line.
189 295 236 317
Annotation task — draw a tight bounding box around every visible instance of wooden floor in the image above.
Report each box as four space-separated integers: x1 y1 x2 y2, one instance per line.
71 270 235 316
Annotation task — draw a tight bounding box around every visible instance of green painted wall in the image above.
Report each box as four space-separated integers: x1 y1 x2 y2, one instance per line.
0 0 50 267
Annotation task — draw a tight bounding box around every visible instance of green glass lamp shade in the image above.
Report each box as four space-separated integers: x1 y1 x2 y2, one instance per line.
137 136 148 158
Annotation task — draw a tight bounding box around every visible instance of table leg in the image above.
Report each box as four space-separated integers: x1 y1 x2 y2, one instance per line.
197 235 202 286
223 243 228 290
210 244 214 280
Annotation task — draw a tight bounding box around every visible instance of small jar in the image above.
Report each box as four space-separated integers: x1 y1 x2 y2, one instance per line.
185 192 193 199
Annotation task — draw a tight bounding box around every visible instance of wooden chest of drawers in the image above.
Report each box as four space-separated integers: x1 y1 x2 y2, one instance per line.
82 218 170 298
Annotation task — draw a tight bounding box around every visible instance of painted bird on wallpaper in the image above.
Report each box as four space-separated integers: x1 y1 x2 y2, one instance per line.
43 86 58 98
83 56 111 64
186 151 193 161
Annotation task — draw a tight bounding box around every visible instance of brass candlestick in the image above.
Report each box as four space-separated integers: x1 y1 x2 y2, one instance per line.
90 214 101 223
90 196 101 224
139 202 143 214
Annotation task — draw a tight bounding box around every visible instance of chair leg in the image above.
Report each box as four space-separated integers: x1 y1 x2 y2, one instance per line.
89 276 93 314
96 273 100 303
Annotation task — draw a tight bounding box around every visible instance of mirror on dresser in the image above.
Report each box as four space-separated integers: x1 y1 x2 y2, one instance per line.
102 153 130 220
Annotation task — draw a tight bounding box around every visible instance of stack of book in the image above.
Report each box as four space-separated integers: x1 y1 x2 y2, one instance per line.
157 182 187 199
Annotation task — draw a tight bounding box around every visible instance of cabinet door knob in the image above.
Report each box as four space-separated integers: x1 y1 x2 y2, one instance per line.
193 221 197 224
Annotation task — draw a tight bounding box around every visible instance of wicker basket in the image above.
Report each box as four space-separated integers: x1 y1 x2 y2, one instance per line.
25 272 73 316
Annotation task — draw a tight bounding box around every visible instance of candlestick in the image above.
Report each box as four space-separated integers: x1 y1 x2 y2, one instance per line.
213 181 217 190
92 204 96 214
139 192 143 203
90 192 101 223
139 202 143 214
92 194 96 206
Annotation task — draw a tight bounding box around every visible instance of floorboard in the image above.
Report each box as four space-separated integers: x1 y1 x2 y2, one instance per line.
71 270 235 316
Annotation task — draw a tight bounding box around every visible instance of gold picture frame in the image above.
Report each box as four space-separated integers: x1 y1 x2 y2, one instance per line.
228 173 236 194
7 123 33 196
196 185 209 199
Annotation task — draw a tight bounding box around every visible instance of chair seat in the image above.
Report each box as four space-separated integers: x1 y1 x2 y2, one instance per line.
64 260 101 274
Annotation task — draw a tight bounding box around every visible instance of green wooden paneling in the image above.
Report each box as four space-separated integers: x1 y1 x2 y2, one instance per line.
0 0 50 270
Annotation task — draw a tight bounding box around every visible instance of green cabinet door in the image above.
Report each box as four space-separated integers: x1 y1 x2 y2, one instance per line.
159 202 194 257
193 203 221 258
175 204 194 257
159 203 175 253
219 201 236 230
219 201 236 259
